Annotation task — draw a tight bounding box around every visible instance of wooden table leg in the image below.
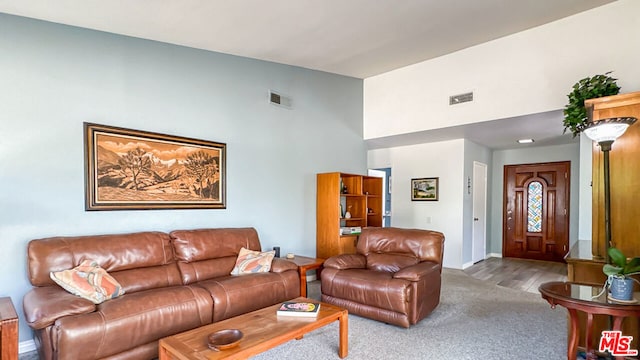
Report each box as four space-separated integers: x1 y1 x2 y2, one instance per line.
612 316 628 360
585 312 595 357
158 343 169 360
299 268 308 297
612 316 624 331
338 311 348 358
567 308 579 360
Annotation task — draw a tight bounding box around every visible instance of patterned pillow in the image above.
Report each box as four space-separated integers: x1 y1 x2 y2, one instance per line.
230 247 276 276
50 260 125 304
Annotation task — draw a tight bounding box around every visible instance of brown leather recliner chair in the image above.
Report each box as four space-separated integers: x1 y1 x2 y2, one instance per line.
321 227 445 328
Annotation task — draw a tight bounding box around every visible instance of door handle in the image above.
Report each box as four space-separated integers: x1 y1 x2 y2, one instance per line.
473 218 479 221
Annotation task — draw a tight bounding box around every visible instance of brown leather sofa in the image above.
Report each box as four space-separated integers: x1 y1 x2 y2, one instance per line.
23 228 300 360
321 227 444 328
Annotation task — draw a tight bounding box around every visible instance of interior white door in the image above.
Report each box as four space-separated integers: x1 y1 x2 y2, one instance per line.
472 161 488 263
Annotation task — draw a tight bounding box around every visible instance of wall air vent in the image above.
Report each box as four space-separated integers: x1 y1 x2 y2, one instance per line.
449 92 473 105
269 90 292 109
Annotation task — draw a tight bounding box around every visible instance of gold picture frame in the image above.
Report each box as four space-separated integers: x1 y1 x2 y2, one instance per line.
411 177 439 201
84 122 226 210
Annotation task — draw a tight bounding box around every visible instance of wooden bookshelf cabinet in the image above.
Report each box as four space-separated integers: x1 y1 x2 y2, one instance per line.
316 172 383 259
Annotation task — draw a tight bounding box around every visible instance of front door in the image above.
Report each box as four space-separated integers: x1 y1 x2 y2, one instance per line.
503 161 570 262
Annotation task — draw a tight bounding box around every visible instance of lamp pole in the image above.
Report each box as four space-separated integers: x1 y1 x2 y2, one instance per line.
599 140 613 263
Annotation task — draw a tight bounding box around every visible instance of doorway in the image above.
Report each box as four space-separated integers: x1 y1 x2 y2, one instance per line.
472 162 487 264
503 161 570 262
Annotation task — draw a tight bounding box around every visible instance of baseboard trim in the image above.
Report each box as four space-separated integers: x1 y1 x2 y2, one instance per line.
462 261 474 269
19 339 36 354
487 253 502 258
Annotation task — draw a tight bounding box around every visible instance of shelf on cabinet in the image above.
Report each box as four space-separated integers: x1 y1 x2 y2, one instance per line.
317 172 383 259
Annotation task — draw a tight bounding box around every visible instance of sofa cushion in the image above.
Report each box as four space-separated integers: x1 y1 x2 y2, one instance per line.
196 272 300 322
270 257 300 273
170 228 264 284
324 254 367 270
50 286 213 360
230 247 275 275
27 231 180 293
357 227 444 264
50 260 125 304
366 253 419 273
170 228 262 262
320 268 411 313
23 286 96 330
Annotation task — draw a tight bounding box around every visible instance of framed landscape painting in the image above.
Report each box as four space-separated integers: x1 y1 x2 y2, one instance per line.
84 123 226 210
411 177 438 201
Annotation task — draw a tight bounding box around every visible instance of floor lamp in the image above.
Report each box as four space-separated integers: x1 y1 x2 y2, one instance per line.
582 117 637 263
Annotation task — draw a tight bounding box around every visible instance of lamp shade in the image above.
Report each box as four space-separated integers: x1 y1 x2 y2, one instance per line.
583 117 637 143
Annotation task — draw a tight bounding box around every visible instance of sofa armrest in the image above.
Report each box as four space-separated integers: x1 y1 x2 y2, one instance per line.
23 286 95 330
393 261 441 282
270 258 298 273
324 254 366 270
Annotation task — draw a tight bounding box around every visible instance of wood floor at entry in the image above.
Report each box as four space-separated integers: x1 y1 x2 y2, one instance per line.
503 161 570 262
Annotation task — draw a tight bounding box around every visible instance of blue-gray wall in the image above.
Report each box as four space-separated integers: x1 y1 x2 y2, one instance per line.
0 14 365 343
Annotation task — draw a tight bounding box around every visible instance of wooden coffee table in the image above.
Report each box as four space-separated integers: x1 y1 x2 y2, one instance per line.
159 297 348 359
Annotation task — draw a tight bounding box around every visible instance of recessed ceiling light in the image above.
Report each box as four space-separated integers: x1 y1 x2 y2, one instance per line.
517 139 534 144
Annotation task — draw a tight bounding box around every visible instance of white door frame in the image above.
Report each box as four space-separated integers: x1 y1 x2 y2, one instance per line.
472 161 488 263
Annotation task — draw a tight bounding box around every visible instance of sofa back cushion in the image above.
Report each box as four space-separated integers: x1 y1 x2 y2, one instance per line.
357 227 445 265
170 228 262 284
27 231 181 293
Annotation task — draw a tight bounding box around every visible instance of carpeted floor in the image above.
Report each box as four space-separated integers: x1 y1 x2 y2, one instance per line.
19 268 567 359
251 268 567 360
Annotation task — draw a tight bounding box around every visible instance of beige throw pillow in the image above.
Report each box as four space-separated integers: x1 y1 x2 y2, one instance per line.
50 259 125 304
230 247 276 276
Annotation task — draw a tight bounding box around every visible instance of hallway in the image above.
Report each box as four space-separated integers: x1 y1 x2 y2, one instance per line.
464 256 567 294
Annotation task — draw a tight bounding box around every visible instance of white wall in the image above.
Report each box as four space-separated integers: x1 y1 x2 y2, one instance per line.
490 143 581 255
0 14 364 343
579 135 594 240
364 0 640 139
368 139 465 269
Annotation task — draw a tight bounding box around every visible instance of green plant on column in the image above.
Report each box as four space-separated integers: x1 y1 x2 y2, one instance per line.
563 72 621 138
603 247 640 301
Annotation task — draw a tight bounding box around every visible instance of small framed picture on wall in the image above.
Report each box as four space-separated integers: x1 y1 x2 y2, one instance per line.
411 177 439 201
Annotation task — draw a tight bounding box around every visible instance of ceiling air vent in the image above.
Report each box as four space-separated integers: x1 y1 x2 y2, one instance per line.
269 90 292 109
449 92 473 105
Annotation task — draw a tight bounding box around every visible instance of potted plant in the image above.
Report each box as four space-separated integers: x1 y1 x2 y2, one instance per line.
603 247 640 301
563 72 621 137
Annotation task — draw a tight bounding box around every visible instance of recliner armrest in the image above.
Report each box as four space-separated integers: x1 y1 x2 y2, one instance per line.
23 286 96 330
393 261 441 281
270 258 298 273
324 254 366 270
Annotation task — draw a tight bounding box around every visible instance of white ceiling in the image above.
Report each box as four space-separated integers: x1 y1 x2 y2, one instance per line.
0 0 612 149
